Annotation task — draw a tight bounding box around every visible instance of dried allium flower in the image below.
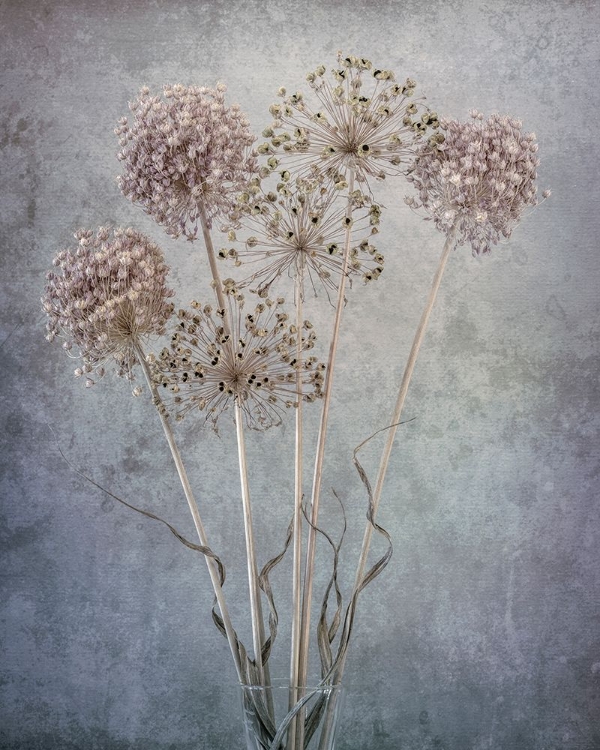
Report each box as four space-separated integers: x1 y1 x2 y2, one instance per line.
405 111 548 255
116 84 258 239
222 175 383 297
42 227 175 387
260 52 436 187
154 291 324 429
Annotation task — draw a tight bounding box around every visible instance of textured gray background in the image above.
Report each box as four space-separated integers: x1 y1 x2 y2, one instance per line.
1 0 599 748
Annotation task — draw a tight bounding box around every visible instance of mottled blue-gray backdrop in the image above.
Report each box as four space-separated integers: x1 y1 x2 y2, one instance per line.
1 0 598 748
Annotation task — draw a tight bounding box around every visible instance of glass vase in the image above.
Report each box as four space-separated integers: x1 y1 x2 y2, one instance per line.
239 680 344 750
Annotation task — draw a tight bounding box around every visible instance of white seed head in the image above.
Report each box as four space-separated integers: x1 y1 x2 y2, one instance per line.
264 52 436 188
155 293 324 430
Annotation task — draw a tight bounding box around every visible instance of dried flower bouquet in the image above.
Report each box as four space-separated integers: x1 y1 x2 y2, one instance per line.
42 52 548 749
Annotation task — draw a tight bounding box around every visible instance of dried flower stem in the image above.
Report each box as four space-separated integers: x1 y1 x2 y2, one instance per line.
134 341 243 681
199 198 228 313
297 168 356 711
288 264 306 750
339 224 458 685
234 402 269 689
198 203 272 700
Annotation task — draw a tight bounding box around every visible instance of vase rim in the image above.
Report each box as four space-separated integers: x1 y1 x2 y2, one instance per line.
238 679 342 690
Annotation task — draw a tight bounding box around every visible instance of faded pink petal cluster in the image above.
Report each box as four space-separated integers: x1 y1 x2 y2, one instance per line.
42 227 175 386
406 111 546 254
116 84 258 240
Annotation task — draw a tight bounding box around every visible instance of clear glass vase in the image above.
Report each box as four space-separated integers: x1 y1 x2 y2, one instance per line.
239 680 344 750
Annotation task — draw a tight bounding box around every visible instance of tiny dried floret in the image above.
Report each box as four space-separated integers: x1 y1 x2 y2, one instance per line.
42 227 175 386
405 111 549 254
224 175 384 298
116 84 258 239
262 52 436 187
153 292 324 430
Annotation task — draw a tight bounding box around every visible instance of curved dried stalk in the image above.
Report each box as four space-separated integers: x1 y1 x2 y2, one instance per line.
49 395 248 683
316 437 394 750
50 427 227 571
313 491 346 678
259 516 294 663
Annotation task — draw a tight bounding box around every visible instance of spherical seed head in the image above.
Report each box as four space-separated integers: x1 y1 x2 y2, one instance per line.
116 84 258 240
155 292 324 430
406 112 544 254
263 52 436 188
42 227 175 384
224 174 384 298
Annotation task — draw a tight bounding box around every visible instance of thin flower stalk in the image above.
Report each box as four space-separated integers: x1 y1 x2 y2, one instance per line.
199 199 229 315
296 168 356 722
136 342 244 682
288 263 305 750
331 225 458 695
234 400 268 688
316 224 459 750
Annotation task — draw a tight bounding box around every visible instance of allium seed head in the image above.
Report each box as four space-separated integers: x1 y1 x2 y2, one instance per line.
116 84 258 239
406 111 548 254
223 174 384 298
154 292 324 430
264 52 436 187
42 227 175 384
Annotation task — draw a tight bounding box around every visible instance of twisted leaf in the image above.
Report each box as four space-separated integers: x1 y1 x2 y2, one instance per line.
310 491 346 678
51 427 251 676
258 516 294 664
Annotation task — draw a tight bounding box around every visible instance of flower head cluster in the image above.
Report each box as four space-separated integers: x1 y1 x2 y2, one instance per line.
259 52 438 188
222 174 384 298
116 84 258 239
153 290 324 429
405 110 549 255
42 227 175 387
